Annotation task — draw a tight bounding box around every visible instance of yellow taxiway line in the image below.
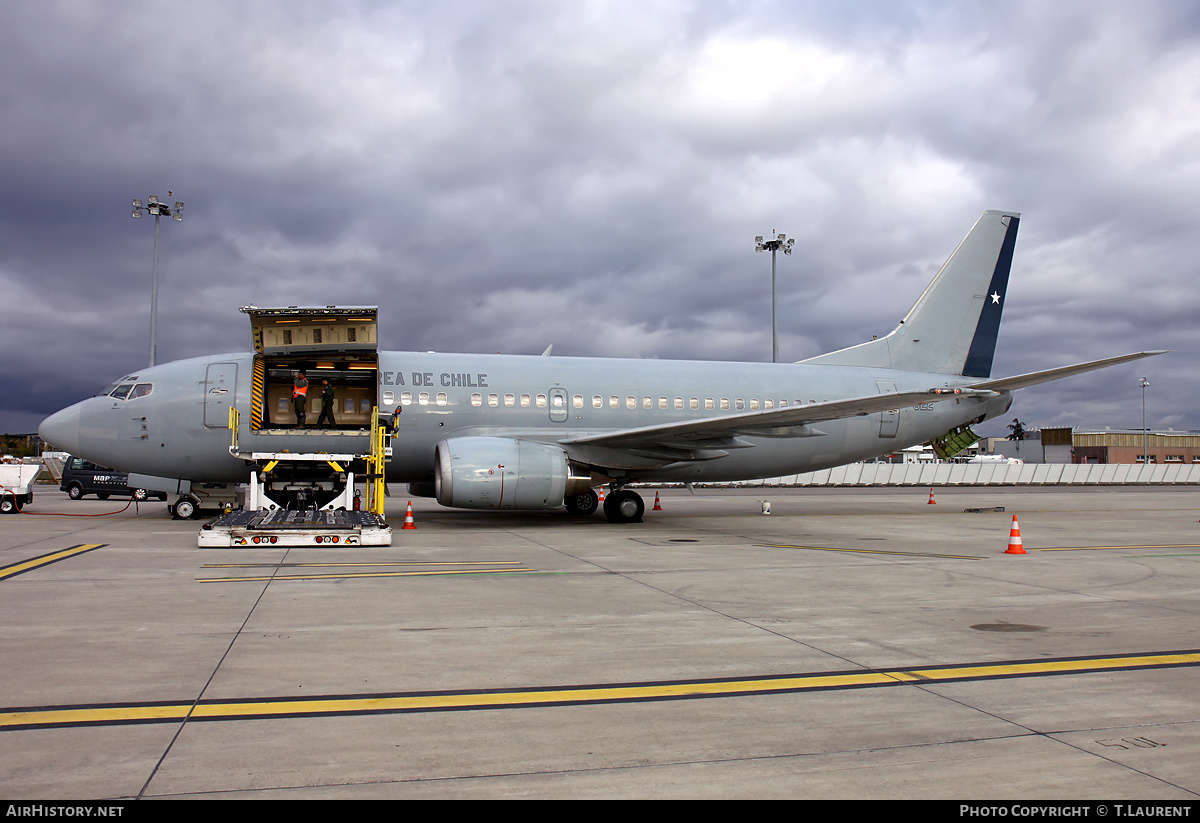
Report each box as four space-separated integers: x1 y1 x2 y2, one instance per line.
759 543 982 559
3 650 1197 731
1034 545 1200 552
0 544 105 581
198 567 538 583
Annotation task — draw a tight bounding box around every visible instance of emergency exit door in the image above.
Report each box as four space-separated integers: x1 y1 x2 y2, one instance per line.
548 388 569 423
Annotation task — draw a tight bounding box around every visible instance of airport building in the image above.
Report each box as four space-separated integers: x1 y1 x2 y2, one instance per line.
988 428 1200 464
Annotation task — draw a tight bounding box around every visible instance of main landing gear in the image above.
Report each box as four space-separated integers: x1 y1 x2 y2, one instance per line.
563 488 600 516
602 487 644 524
562 486 645 523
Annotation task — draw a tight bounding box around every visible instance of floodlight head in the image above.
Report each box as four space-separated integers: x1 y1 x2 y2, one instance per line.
147 194 159 205
132 198 143 209
173 201 184 212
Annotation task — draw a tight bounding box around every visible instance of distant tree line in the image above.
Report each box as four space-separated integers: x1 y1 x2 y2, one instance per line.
1 433 38 457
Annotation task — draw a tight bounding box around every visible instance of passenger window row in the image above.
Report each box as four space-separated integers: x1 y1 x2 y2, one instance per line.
411 392 816 410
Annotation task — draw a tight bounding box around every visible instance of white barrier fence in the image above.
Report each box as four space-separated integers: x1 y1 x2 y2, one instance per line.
723 462 1200 487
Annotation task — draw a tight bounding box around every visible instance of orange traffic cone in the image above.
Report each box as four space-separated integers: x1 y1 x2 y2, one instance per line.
598 488 605 502
927 488 937 505
402 500 417 530
653 492 662 511
1005 515 1025 554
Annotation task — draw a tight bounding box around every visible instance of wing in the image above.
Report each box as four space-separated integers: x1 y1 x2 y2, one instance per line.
561 386 991 455
560 350 1167 461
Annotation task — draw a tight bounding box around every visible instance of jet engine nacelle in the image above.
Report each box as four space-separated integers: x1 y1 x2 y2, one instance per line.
434 436 591 510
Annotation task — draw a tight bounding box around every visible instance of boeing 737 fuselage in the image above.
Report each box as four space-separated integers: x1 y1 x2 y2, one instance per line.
38 211 1163 521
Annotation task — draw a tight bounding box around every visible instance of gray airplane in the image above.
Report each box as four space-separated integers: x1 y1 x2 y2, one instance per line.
38 210 1162 522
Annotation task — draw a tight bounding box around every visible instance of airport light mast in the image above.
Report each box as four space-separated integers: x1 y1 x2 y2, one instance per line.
132 193 183 367
755 230 794 363
1140 376 1150 464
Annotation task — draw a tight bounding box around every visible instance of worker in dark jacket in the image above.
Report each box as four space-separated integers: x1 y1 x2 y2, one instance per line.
317 378 337 428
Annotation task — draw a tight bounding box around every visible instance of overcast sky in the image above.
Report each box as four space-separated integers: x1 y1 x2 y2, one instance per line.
2 1 1198 438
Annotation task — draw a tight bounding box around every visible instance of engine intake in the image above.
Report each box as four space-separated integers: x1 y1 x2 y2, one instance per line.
434 437 590 510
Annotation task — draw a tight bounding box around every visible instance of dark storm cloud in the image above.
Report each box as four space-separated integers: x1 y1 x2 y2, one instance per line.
2 1 1198 438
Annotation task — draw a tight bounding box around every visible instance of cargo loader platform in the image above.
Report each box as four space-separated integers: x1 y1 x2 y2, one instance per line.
198 508 391 547
200 350 397 547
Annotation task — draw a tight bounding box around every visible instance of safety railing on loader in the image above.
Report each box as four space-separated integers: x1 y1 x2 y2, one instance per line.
365 406 391 516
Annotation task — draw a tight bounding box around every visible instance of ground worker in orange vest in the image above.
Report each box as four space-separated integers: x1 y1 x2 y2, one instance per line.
292 370 308 427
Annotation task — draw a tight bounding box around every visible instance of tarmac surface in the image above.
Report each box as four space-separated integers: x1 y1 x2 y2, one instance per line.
2 485 1199 800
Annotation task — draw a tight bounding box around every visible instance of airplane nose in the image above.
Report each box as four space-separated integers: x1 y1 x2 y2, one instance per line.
39 403 83 454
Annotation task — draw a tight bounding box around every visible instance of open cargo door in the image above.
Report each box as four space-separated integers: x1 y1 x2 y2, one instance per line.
240 306 379 432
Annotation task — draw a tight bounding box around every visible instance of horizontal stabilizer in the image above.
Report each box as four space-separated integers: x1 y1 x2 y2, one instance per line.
966 351 1167 393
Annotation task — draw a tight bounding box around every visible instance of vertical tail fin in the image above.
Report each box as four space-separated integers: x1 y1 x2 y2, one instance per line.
800 210 1020 377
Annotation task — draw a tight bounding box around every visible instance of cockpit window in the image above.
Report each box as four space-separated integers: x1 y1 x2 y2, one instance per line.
96 377 148 398
94 382 153 400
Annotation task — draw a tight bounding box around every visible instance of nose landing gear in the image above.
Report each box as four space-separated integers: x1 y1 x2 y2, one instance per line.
171 496 200 520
